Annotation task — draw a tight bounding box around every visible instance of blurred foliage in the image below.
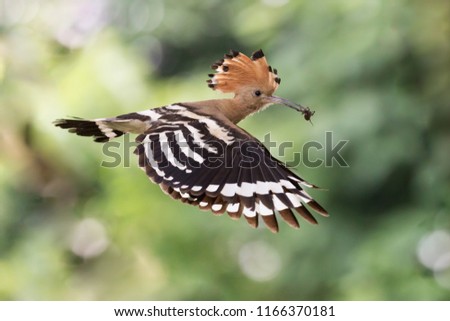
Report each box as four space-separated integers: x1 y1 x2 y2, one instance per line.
0 0 449 300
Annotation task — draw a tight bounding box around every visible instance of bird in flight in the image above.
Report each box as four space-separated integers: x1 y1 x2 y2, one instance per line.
54 49 328 232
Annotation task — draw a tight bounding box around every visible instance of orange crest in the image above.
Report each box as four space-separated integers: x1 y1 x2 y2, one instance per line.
207 49 281 96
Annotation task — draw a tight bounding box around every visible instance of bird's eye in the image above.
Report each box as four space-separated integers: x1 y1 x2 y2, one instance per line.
254 90 261 97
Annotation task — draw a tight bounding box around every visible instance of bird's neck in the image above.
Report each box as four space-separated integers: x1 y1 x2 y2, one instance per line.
182 97 261 124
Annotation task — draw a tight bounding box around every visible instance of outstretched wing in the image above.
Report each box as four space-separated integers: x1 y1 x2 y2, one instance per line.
134 113 327 232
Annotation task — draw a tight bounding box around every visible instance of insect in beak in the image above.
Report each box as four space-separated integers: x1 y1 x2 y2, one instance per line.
269 96 315 124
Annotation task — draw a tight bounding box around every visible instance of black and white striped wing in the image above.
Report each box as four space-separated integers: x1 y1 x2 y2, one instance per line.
134 117 327 232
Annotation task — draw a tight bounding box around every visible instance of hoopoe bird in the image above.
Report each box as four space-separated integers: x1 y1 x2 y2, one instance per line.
54 49 328 233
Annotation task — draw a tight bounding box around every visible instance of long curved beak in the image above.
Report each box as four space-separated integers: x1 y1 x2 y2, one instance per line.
269 96 315 121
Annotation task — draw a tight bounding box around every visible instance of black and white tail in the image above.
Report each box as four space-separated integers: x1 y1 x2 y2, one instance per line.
53 118 125 143
54 109 162 142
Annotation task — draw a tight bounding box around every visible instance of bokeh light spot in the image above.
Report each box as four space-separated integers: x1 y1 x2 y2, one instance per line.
238 241 281 282
70 218 109 259
417 229 450 270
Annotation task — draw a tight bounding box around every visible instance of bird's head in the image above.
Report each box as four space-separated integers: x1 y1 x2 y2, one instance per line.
207 49 314 121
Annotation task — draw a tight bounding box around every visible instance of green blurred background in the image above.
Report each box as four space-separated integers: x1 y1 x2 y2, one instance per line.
0 0 449 300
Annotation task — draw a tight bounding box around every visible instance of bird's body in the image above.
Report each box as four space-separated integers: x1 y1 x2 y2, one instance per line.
55 49 327 232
